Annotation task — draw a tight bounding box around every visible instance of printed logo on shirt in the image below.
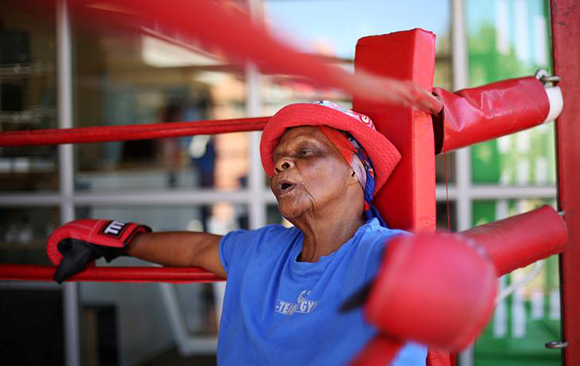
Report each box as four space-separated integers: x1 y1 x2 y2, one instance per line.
275 290 318 316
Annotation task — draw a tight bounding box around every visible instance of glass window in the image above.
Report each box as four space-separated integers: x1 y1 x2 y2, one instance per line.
436 200 457 231
472 198 561 366
0 207 60 265
72 20 249 192
80 281 217 365
267 203 294 227
436 151 456 184
471 125 556 186
264 0 451 61
467 3 559 361
262 0 452 104
0 287 64 365
467 0 555 186
0 2 59 192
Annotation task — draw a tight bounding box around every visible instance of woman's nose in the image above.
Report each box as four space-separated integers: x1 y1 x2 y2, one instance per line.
274 158 294 173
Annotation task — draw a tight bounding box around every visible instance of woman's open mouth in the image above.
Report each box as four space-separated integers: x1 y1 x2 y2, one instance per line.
279 181 295 196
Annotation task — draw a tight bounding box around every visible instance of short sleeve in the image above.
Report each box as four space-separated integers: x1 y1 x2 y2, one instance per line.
219 225 295 275
219 229 255 274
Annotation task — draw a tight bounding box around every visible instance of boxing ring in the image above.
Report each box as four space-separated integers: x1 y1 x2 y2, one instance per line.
0 0 579 365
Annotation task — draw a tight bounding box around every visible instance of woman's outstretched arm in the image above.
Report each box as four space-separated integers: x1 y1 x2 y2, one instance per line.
128 231 226 278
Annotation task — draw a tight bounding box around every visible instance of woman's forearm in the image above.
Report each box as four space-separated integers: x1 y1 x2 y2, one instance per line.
127 231 225 276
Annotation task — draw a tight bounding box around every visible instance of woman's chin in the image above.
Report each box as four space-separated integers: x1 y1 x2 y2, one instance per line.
280 208 303 221
278 202 307 221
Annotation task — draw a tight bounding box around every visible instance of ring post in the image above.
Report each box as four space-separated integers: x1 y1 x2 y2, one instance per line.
353 29 447 365
551 0 580 363
353 29 437 233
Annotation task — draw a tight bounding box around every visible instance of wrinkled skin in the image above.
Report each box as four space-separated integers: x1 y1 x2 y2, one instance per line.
270 126 365 262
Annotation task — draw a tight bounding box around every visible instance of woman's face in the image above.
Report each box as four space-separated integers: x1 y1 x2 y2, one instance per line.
270 126 357 220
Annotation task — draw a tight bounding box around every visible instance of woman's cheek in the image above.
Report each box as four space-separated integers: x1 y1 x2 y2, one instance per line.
300 156 333 178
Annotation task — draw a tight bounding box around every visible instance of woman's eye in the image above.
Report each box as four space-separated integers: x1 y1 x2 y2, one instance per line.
298 148 311 157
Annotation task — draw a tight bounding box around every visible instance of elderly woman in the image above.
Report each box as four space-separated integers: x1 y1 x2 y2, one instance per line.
48 101 426 365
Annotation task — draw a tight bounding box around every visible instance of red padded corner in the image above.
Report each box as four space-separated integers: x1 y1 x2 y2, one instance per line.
353 29 437 232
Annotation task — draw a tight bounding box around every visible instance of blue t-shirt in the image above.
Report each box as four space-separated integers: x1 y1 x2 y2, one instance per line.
218 218 427 366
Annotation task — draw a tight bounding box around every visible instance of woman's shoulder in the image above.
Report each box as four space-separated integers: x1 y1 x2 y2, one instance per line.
219 224 300 273
361 218 410 242
345 220 409 281
352 220 410 261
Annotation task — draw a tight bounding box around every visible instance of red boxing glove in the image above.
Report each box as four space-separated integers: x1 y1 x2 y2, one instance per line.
47 219 151 284
343 233 497 366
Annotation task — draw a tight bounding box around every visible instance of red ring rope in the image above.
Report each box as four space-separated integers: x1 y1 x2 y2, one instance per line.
0 264 224 283
0 116 269 147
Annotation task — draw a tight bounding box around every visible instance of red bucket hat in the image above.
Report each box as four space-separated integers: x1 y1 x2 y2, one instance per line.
260 100 401 194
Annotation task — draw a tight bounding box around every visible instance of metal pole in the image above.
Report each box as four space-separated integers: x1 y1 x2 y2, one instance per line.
246 68 266 230
247 0 266 230
57 0 80 365
452 0 474 365
451 0 472 232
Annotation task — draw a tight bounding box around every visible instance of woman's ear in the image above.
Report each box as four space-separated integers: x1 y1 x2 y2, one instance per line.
349 170 360 186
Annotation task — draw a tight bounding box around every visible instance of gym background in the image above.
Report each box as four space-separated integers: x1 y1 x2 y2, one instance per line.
0 0 559 365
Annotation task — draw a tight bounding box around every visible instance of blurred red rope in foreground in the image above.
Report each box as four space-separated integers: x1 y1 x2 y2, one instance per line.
0 116 269 147
0 264 224 283
67 0 441 113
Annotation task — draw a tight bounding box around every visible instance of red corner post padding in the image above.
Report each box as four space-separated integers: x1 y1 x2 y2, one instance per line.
351 233 497 366
354 29 437 233
432 77 550 153
353 29 444 366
